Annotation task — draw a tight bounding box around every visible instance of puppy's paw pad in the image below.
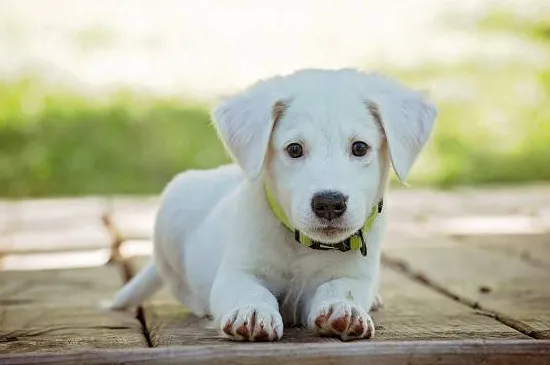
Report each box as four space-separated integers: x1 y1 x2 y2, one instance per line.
220 305 283 341
309 302 374 341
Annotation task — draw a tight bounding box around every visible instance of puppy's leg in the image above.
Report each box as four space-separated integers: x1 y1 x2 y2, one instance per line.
306 278 376 341
211 270 283 342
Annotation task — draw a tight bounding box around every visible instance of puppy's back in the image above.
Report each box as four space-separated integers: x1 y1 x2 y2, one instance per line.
155 164 243 240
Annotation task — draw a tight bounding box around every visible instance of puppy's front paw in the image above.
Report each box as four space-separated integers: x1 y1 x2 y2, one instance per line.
220 305 283 341
308 301 375 341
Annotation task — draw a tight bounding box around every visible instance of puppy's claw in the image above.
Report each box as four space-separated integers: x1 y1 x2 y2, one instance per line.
221 305 283 341
309 302 375 341
370 294 384 312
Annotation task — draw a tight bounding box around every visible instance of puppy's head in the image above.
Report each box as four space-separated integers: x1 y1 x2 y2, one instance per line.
212 69 437 243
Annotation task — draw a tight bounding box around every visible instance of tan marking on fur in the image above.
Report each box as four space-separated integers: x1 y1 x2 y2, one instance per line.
315 313 329 328
222 320 233 335
272 100 289 123
254 324 270 341
365 100 382 124
331 315 350 333
365 100 387 142
236 323 250 338
347 321 365 337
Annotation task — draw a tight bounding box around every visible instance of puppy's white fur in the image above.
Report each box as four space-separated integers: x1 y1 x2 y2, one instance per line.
108 68 437 341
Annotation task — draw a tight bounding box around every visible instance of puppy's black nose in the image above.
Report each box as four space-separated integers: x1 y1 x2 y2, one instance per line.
311 191 348 221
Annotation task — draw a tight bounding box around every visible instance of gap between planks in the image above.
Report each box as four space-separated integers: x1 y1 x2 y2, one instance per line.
104 191 550 345
99 211 154 348
100 212 124 264
381 252 547 339
119 258 154 348
0 264 148 354
126 253 528 346
113 246 154 348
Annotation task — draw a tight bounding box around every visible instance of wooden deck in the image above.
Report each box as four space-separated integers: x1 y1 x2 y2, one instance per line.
1 186 550 364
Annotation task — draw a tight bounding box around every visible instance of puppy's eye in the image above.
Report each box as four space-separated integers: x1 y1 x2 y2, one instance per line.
286 143 304 158
351 141 370 157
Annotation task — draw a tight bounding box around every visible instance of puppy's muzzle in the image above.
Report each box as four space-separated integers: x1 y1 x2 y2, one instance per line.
311 191 348 221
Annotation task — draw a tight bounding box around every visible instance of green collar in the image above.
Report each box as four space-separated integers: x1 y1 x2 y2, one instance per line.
265 186 383 257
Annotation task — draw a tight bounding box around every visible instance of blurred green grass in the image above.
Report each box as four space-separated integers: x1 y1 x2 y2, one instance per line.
1 11 549 198
0 81 229 197
405 10 550 187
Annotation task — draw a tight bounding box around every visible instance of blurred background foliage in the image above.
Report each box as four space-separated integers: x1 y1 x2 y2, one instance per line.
0 6 549 198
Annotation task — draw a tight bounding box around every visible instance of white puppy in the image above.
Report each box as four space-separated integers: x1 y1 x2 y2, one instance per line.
108 68 437 342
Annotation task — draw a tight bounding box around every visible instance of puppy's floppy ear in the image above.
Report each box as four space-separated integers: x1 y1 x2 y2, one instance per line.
367 91 437 183
211 81 288 179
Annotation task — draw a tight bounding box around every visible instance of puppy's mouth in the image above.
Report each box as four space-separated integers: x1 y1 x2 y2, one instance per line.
307 225 356 242
315 226 348 235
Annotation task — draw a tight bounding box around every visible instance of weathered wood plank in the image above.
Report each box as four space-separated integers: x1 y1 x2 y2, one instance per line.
108 197 158 240
384 187 550 242
0 224 112 255
451 233 550 269
0 202 8 235
386 185 550 219
0 197 111 254
1 339 549 365
0 264 147 354
126 253 526 347
119 240 153 258
2 198 108 233
0 250 111 271
383 238 550 339
374 267 527 340
127 255 229 347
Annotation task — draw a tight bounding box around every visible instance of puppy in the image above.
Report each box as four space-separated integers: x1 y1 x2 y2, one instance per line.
108 68 437 341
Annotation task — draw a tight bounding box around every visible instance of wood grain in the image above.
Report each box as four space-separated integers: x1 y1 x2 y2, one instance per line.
0 202 8 235
386 185 550 219
0 224 112 255
383 186 550 245
1 198 108 233
383 238 550 339
127 254 526 347
0 250 112 271
0 264 147 354
373 267 527 340
451 233 550 269
107 197 158 240
0 198 111 255
1 339 549 365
